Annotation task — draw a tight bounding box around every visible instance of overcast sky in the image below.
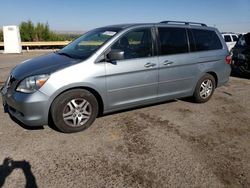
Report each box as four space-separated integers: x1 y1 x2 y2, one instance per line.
0 0 250 33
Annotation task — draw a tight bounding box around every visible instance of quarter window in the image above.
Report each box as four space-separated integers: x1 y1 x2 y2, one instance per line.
111 28 153 59
192 29 223 51
158 27 188 55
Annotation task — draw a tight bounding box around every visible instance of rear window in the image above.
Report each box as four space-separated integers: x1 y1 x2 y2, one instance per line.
224 35 232 42
191 29 223 51
158 27 188 55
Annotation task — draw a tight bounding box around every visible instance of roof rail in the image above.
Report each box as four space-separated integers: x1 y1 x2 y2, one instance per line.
160 21 207 27
221 32 238 34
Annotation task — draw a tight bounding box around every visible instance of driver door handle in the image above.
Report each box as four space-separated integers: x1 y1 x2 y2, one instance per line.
144 62 156 68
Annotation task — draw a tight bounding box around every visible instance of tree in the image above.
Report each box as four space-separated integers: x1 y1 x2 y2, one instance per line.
18 20 80 42
0 30 3 42
19 20 35 41
35 22 44 41
42 22 50 41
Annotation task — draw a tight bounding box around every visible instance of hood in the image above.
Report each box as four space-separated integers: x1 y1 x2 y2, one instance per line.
11 52 82 80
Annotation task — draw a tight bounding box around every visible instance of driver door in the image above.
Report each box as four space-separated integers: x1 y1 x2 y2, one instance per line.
105 27 159 110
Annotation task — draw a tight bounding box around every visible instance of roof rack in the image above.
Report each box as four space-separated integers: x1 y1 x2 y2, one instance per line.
160 21 207 27
221 32 238 34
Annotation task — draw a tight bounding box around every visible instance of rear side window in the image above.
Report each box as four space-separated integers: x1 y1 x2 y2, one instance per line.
191 29 223 51
158 27 188 55
224 35 232 42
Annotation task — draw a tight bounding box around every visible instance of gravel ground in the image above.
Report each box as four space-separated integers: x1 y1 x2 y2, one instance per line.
0 52 250 188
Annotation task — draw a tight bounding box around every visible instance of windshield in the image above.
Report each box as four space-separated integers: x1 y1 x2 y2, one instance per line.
58 28 121 59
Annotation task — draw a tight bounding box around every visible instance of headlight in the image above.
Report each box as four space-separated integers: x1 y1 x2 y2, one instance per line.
16 74 50 93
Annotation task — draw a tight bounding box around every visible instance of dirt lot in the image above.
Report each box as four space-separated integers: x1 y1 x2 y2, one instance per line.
0 52 250 188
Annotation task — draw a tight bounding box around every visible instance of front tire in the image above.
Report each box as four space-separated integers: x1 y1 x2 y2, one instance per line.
193 74 215 103
51 89 98 133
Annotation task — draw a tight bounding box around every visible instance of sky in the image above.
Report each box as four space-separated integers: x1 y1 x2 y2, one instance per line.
0 0 250 33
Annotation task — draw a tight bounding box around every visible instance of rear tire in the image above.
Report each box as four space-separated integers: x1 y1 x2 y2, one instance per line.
193 73 215 103
51 89 98 133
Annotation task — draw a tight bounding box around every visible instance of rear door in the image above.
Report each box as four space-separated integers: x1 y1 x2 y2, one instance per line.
157 26 198 100
105 27 158 109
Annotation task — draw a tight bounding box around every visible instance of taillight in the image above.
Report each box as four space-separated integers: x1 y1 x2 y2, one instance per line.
226 55 231 65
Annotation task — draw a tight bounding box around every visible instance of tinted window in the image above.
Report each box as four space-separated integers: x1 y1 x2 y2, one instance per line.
232 35 238 42
158 27 188 55
245 33 250 46
111 28 153 59
192 29 222 51
224 35 232 42
187 29 196 52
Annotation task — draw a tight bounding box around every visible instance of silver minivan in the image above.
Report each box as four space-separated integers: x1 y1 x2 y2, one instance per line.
1 21 231 133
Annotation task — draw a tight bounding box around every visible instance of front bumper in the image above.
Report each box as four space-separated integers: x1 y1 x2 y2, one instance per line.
1 85 50 126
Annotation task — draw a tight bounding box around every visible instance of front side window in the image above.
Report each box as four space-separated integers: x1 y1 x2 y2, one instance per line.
111 28 153 59
158 27 188 55
58 28 120 59
192 29 222 51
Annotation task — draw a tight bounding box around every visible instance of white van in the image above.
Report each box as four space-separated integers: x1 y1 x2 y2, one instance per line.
222 32 239 51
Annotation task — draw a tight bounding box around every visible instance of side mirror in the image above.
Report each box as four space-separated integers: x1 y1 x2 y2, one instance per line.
107 49 124 62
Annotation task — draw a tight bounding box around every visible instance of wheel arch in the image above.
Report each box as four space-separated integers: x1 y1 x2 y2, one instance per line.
206 71 218 87
49 86 104 121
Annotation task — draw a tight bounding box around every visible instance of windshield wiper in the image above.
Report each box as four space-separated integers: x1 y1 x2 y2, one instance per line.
57 52 74 59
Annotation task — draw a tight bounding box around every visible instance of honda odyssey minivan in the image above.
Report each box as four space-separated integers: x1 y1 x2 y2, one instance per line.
1 21 231 133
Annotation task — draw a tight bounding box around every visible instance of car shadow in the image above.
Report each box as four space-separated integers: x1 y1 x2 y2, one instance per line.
230 72 250 80
99 99 178 118
46 99 179 132
0 157 38 188
47 113 61 132
9 99 181 133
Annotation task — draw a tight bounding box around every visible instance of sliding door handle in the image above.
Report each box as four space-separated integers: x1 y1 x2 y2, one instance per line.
163 60 174 66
